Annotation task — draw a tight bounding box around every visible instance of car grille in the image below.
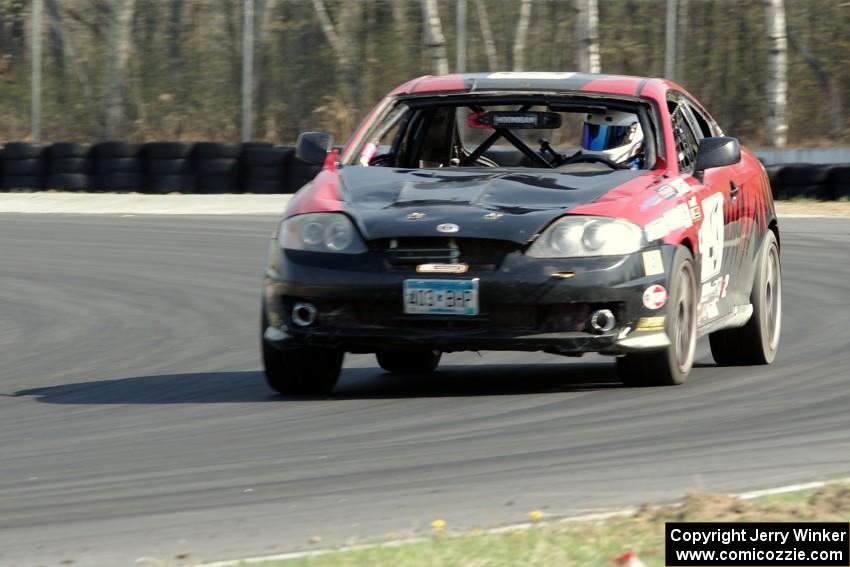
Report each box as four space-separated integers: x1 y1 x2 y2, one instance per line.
376 238 519 271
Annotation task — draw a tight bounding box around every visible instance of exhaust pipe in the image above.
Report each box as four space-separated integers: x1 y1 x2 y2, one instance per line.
291 302 318 327
590 309 615 333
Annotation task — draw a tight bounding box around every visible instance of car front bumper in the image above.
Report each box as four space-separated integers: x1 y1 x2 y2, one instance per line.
262 243 677 355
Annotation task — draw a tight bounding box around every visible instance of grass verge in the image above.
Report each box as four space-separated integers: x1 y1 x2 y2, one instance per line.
247 484 850 567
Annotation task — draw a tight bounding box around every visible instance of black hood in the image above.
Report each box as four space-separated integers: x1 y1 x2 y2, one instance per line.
339 167 646 244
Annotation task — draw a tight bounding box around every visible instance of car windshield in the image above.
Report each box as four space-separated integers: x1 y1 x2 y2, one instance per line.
351 95 654 171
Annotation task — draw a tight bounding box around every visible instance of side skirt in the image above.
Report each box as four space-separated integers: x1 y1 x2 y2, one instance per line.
697 303 753 337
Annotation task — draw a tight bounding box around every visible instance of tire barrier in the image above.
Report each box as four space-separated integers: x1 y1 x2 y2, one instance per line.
767 163 846 200
92 142 144 192
242 146 289 193
1 143 44 190
5 141 845 199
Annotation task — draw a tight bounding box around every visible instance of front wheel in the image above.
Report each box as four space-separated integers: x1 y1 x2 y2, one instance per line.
709 230 781 365
617 246 698 386
262 341 344 395
376 350 441 374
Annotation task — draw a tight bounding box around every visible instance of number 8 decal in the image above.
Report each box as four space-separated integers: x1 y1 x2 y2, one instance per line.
698 193 724 282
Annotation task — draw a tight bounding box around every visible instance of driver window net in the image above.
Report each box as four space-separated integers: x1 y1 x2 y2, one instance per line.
671 105 698 171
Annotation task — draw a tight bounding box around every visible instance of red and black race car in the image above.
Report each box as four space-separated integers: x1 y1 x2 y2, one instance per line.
261 72 781 393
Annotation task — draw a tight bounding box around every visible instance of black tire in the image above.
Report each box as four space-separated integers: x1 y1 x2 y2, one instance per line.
1 175 43 190
778 163 831 186
287 163 322 193
93 141 141 158
48 142 91 159
261 309 343 394
194 142 242 160
827 165 850 186
145 142 195 159
3 158 44 176
196 175 239 193
242 177 285 193
243 146 291 167
263 343 343 395
94 157 143 174
709 230 782 366
376 350 442 374
246 165 285 180
46 173 92 190
829 182 850 200
147 158 193 175
148 174 196 193
94 173 144 191
2 142 43 159
196 158 240 176
48 158 92 174
617 246 698 386
773 183 830 200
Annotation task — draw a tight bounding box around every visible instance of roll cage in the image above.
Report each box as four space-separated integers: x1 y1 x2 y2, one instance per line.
345 92 663 171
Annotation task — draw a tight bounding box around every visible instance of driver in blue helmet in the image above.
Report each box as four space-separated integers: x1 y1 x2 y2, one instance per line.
581 110 644 169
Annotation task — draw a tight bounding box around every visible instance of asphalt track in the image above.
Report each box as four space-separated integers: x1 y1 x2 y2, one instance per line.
1 214 848 566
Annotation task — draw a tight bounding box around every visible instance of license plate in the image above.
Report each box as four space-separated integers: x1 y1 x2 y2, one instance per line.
403 279 479 316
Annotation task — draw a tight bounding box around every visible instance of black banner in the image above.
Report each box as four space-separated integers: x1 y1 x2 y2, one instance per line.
666 522 849 566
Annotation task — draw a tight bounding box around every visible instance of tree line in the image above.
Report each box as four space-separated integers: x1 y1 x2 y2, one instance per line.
0 0 847 148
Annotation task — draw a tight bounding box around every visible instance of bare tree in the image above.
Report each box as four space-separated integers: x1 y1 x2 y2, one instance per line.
787 26 842 140
312 0 350 68
574 0 600 73
512 0 532 71
168 0 184 59
421 0 449 75
475 0 498 70
764 0 788 147
101 0 136 139
311 0 362 108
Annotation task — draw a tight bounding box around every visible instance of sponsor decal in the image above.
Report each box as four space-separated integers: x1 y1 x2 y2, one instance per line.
642 250 665 276
668 177 692 196
698 192 725 282
688 195 702 222
636 316 666 332
436 223 459 233
663 202 693 231
645 203 694 241
720 273 730 298
656 185 677 200
645 218 670 241
417 263 469 274
643 285 668 310
698 300 720 324
640 194 663 211
700 273 730 304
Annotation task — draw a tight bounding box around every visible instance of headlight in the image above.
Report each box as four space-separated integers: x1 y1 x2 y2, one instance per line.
527 216 643 258
280 213 367 254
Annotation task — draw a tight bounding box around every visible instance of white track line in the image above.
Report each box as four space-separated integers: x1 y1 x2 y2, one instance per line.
189 478 848 567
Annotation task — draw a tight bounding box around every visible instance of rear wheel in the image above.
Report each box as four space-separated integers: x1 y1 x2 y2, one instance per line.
376 350 441 374
617 246 697 386
709 230 781 365
261 310 343 394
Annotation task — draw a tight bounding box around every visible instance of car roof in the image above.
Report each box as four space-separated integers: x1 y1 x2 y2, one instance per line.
389 72 676 100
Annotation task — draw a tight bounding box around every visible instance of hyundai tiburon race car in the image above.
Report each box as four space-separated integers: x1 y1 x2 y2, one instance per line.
261 72 781 393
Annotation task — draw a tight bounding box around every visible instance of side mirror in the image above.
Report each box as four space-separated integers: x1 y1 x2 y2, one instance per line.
295 132 333 165
693 136 741 177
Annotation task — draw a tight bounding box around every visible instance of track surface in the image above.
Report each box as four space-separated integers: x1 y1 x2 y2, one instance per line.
1 214 848 566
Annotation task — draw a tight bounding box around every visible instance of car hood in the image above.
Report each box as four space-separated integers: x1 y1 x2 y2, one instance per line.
339 167 650 244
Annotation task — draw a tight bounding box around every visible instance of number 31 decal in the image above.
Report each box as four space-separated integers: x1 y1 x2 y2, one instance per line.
698 193 724 282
